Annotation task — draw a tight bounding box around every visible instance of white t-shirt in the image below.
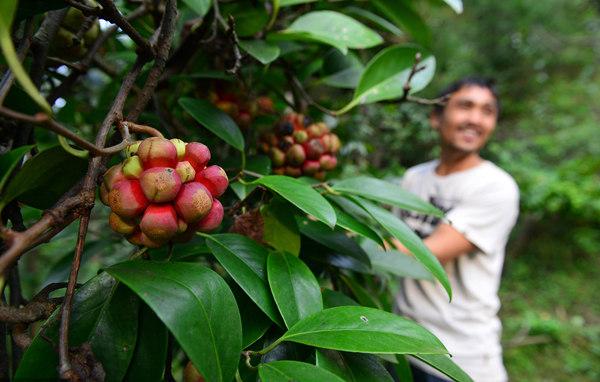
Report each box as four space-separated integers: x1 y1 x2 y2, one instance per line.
394 160 519 381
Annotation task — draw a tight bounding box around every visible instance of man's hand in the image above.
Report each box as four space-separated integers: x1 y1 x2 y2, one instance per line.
390 223 477 264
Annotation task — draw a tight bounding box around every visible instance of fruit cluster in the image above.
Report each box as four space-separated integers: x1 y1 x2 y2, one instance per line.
259 113 340 179
100 137 228 248
209 89 274 128
49 7 100 61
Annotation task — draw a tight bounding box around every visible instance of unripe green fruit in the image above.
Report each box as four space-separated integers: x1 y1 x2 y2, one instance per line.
62 8 86 33
83 22 100 46
170 138 187 160
293 129 308 144
137 137 178 168
125 141 141 158
175 161 196 183
122 156 143 179
286 144 306 166
140 167 182 203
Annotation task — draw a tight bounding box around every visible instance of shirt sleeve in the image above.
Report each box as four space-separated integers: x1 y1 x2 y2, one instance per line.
445 179 520 256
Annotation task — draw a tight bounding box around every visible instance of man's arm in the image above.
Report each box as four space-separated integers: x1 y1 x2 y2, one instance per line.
391 223 477 265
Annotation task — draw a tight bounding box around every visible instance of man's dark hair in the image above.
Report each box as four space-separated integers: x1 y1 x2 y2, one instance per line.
432 77 500 116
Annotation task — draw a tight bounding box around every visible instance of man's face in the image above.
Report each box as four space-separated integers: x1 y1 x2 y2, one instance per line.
431 85 498 155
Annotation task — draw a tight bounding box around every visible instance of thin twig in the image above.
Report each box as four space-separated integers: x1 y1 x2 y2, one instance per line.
58 212 91 380
121 121 164 138
225 16 243 76
97 0 154 58
400 52 423 101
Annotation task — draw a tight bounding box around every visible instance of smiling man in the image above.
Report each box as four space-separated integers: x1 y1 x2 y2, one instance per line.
392 78 520 382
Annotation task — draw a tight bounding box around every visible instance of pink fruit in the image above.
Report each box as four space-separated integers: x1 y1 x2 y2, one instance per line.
137 137 178 168
304 139 325 160
108 180 148 218
285 144 306 166
196 165 229 197
302 160 321 175
306 124 321 138
100 164 126 205
184 142 211 171
319 154 337 171
329 134 341 153
140 204 179 242
174 182 213 223
139 167 182 203
175 161 196 183
196 199 224 232
109 212 137 235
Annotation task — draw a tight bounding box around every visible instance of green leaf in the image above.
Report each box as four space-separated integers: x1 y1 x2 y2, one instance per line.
321 288 359 308
16 273 139 381
333 205 385 247
316 349 394 382
296 217 371 268
239 39 280 64
0 0 52 114
344 6 404 37
205 233 282 325
0 145 33 194
274 11 383 54
231 155 272 200
267 251 323 328
179 97 244 151
182 0 211 17
0 145 88 211
124 303 168 382
262 198 301 256
349 197 451 300
259 360 345 382
442 0 464 14
106 261 242 382
413 354 473 382
337 45 436 114
362 239 433 280
276 306 447 354
394 355 414 382
280 0 317 6
318 50 364 89
339 274 381 309
233 286 273 348
220 2 269 37
252 175 336 228
333 176 444 217
371 0 431 47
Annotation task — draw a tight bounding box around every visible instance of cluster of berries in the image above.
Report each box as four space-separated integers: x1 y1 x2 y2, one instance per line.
259 113 340 179
209 91 274 128
100 137 228 248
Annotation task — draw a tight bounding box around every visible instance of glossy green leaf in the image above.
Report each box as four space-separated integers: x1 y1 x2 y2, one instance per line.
321 288 359 308
394 355 414 382
344 6 403 36
182 0 211 17
442 0 464 14
148 238 210 261
339 274 381 309
316 350 394 382
413 354 473 382
276 306 447 354
267 251 323 328
233 286 273 348
124 303 168 382
333 176 444 217
179 97 244 151
259 361 345 382
252 175 336 228
371 0 431 47
231 155 272 200
262 198 301 256
205 233 282 325
0 145 88 211
0 145 33 194
16 273 139 381
106 261 242 382
318 50 364 89
275 11 382 54
361 239 434 280
333 205 384 247
337 45 436 113
350 197 451 300
0 0 52 114
239 39 280 64
296 217 371 268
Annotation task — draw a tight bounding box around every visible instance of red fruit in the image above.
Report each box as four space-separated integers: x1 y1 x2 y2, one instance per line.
304 138 325 160
109 212 137 235
319 154 337 171
320 134 332 152
256 96 274 114
137 137 178 168
285 144 306 166
284 166 302 177
314 171 326 181
196 166 228 197
215 100 238 116
184 142 211 171
140 167 182 203
196 199 224 232
108 180 148 218
140 204 179 242
237 110 252 126
176 161 196 183
174 182 213 223
302 160 321 175
100 164 126 205
273 167 285 175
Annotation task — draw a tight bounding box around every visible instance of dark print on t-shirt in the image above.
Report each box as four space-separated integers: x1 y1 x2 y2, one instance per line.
400 196 455 238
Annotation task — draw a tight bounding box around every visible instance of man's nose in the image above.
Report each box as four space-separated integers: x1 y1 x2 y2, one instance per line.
465 108 486 126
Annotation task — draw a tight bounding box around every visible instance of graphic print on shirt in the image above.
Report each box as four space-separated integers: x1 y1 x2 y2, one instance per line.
400 195 456 238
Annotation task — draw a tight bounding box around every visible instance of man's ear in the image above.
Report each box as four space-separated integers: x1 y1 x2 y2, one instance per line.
429 111 441 130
